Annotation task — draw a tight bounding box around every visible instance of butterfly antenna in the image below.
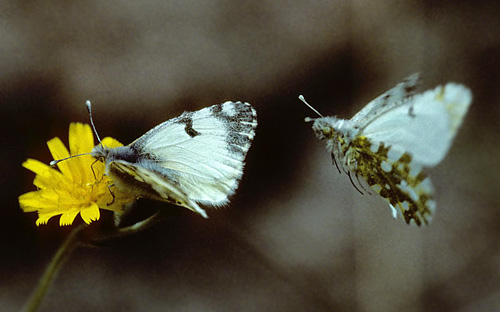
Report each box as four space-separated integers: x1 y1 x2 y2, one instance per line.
50 152 92 166
49 101 102 167
298 95 324 122
86 100 103 147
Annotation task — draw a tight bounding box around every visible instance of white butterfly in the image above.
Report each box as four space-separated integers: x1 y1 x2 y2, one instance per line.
300 74 472 226
89 101 258 218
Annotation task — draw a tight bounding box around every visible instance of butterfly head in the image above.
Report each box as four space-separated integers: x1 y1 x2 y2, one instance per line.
310 117 337 141
311 117 359 149
90 145 110 163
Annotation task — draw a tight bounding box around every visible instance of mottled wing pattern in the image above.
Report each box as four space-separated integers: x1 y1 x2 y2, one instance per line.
129 101 257 207
347 136 435 226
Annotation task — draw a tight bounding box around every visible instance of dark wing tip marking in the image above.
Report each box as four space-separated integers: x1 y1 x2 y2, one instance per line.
402 73 421 96
210 101 257 157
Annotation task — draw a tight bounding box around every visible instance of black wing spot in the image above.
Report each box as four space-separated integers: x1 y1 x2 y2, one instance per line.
178 113 200 138
408 106 416 118
404 84 417 94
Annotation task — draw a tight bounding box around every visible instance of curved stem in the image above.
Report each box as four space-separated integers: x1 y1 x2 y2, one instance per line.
23 210 166 310
116 210 165 235
89 210 166 244
23 224 86 312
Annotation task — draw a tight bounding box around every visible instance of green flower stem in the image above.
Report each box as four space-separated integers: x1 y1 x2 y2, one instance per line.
24 224 86 312
23 211 166 311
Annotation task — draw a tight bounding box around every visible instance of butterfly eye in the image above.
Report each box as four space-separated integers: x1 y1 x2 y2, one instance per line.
321 126 334 137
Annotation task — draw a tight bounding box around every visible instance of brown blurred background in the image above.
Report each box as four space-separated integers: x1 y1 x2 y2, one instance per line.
1 1 499 311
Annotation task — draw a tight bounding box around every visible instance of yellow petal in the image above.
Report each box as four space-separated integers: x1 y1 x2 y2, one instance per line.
22 159 63 180
22 159 71 190
36 207 72 226
59 211 79 226
68 123 95 184
65 155 95 186
19 190 69 212
36 214 54 226
80 203 100 224
101 137 123 148
19 191 42 211
69 123 94 155
32 173 68 190
91 161 107 179
19 191 50 211
47 137 73 180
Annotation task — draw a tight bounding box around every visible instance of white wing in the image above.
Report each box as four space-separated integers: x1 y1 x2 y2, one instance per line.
360 83 472 166
351 73 420 125
129 101 257 205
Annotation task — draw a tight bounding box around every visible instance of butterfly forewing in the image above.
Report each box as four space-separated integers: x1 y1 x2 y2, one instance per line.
360 83 472 166
128 101 257 206
351 73 420 126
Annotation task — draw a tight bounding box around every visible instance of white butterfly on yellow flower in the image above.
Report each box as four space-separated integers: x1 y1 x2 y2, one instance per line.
88 101 257 219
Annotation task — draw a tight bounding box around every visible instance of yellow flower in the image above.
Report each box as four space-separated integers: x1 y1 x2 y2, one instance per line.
19 123 136 226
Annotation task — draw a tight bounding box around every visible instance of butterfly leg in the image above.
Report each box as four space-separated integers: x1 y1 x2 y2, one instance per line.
90 159 101 180
107 184 116 205
347 171 364 195
331 153 341 173
355 171 371 194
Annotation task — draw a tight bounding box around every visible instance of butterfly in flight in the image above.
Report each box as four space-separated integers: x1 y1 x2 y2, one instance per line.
54 101 257 218
300 74 472 226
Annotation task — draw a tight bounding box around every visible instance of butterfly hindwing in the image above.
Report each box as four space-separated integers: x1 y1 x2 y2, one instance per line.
348 136 435 225
107 160 207 217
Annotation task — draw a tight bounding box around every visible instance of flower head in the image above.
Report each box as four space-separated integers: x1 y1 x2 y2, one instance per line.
19 123 136 226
